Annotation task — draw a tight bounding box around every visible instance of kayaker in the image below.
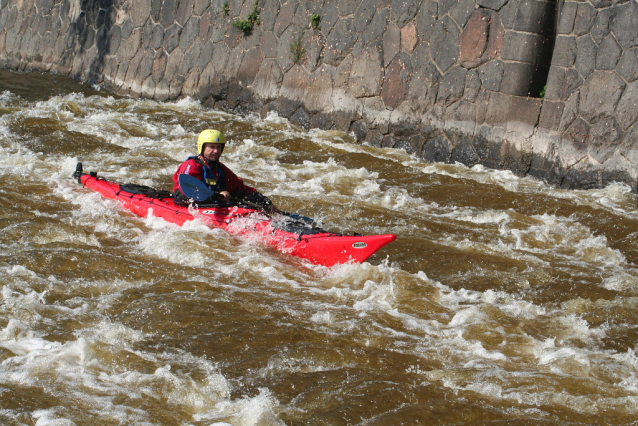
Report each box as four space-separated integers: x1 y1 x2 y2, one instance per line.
172 129 278 211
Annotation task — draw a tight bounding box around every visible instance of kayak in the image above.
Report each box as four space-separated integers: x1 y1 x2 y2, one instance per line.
72 163 396 267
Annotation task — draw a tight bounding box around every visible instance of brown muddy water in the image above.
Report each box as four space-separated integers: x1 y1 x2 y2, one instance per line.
1 69 638 425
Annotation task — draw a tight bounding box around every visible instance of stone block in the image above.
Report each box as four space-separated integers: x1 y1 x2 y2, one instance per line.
390 0 419 27
415 0 437 42
350 119 367 142
459 9 505 68
617 48 638 82
152 49 167 82
208 14 228 43
310 112 334 130
478 59 503 92
179 42 200 76
160 0 178 28
275 25 296 72
128 0 150 28
564 117 590 150
401 23 417 53
260 31 277 58
383 21 400 67
274 0 295 38
194 0 210 16
179 16 200 52
557 1 577 35
588 116 622 163
590 8 613 45
141 75 156 98
338 0 359 17
421 135 452 163
445 100 477 135
499 0 517 29
237 46 263 86
561 167 601 190
538 100 565 131
279 64 309 116
486 92 541 126
611 0 638 48
502 31 545 63
381 52 411 109
573 2 596 36
430 16 460 73
543 66 564 101
615 80 638 131
353 0 375 32
349 41 382 97
514 0 556 35
561 68 582 102
552 35 577 67
252 59 283 101
176 0 194 26
363 96 390 132
595 34 621 70
575 34 596 79
290 107 310 131
321 0 339 35
405 61 440 115
260 0 280 32
238 26 262 52
472 125 491 160
395 134 426 155
450 0 475 28
332 109 354 131
363 7 388 43
212 41 230 73
500 61 541 97
437 65 466 107
196 39 214 70
323 17 357 66
151 0 163 22
365 129 384 147
306 66 335 113
463 69 481 102
305 29 325 72
476 0 509 11
579 70 625 124
451 143 479 167
164 24 181 53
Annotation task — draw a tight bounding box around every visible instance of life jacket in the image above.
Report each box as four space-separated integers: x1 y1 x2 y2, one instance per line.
188 155 227 192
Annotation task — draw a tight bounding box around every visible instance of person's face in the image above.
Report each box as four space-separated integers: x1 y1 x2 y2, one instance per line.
202 143 223 162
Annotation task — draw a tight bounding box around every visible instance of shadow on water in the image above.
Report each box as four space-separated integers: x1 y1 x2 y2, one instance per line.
0 69 104 102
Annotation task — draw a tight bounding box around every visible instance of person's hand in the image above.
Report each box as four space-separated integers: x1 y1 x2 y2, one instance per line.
266 204 279 213
219 191 231 202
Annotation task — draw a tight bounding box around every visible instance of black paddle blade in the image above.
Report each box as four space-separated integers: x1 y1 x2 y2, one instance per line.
178 174 214 201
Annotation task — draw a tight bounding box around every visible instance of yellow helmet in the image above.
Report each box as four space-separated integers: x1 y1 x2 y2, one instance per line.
197 129 225 154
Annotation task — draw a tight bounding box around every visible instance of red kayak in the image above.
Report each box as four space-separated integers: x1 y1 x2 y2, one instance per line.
73 165 396 267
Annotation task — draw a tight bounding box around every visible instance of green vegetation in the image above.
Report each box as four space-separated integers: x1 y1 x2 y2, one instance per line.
232 1 260 34
539 85 546 99
290 31 305 64
310 13 321 29
222 1 229 15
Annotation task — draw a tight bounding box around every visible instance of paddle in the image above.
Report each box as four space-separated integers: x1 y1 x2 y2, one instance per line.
178 174 314 225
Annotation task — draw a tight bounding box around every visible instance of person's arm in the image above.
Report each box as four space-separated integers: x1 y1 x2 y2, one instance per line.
222 164 278 211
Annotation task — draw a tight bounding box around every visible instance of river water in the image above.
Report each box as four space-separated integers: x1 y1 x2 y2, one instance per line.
1 69 638 425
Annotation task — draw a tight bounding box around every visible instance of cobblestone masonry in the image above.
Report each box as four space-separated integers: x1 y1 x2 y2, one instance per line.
0 0 637 190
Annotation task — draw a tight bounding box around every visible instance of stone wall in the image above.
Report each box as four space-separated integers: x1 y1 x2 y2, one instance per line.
0 0 636 191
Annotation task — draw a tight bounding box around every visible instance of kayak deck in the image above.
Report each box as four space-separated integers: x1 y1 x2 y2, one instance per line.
76 171 396 267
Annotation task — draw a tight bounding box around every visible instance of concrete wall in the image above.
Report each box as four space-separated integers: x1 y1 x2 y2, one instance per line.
0 0 636 191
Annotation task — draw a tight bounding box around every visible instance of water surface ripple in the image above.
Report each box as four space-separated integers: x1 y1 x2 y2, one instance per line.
1 70 638 425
